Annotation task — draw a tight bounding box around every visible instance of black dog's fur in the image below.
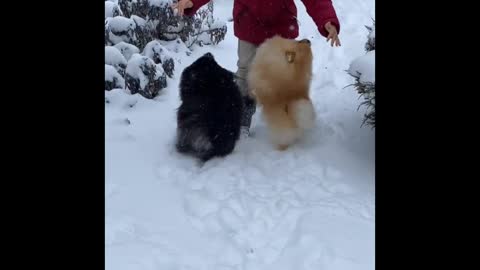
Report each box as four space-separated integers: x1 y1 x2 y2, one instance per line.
175 52 243 162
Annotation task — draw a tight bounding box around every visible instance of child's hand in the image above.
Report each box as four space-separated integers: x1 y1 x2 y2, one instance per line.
171 0 193 16
325 22 341 47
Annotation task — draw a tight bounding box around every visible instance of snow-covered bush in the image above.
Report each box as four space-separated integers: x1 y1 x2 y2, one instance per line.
105 1 123 18
112 0 227 50
105 46 128 76
114 42 140 61
105 0 227 97
105 16 137 45
365 21 375 52
125 54 167 99
105 64 125 90
143 40 175 77
348 20 375 128
153 1 228 48
118 0 149 18
130 15 155 50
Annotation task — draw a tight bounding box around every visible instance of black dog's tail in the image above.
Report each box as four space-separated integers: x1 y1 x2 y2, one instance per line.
176 126 215 159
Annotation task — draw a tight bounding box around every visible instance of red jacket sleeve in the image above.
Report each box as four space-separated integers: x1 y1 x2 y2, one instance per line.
301 0 340 37
183 0 211 16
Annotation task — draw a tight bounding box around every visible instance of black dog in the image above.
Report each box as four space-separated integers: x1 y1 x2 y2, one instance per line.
176 52 243 162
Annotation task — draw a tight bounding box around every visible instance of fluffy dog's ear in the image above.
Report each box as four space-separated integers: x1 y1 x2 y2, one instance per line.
298 38 311 45
285 51 296 63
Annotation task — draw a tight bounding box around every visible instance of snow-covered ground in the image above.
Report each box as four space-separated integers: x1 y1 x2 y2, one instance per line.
105 0 375 269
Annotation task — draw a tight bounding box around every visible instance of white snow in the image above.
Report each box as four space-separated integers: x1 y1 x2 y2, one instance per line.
106 0 375 270
348 50 375 83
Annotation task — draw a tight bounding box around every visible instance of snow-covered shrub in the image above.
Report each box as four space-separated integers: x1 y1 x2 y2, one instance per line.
105 16 137 45
105 0 227 97
348 20 375 128
118 0 149 18
365 21 375 52
159 37 191 56
114 42 140 61
105 46 128 76
150 0 183 41
180 2 227 48
105 1 123 18
105 64 125 90
117 0 228 49
125 54 167 99
151 1 227 48
129 15 153 50
143 40 175 77
105 16 154 55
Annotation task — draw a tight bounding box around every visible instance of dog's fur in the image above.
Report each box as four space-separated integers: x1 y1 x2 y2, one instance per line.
248 35 316 150
176 52 243 162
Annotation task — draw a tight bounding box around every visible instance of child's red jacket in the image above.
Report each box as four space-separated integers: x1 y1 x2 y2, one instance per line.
184 0 340 45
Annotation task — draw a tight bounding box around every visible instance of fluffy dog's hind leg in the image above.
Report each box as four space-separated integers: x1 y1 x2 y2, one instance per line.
262 105 299 149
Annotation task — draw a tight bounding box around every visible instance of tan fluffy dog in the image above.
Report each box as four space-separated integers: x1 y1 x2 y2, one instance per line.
247 35 315 150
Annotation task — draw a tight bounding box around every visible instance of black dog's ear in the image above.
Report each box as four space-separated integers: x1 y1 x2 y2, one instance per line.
203 52 214 59
285 51 296 63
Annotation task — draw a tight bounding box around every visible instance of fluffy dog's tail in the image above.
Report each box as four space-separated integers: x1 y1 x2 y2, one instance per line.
288 98 315 130
262 98 315 148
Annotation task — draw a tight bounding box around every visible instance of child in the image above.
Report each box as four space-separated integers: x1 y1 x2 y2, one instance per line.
172 0 341 136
